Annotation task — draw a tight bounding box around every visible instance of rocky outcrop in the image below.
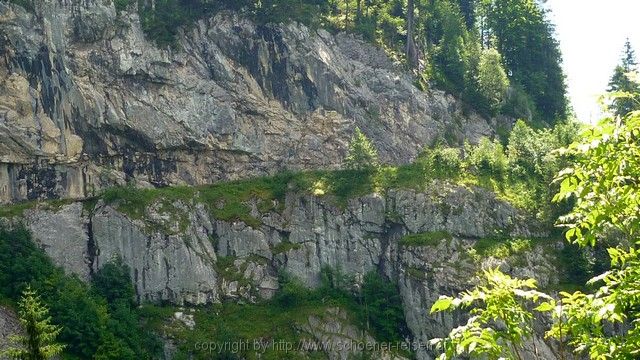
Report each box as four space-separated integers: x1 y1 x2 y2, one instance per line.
0 306 21 359
0 1 494 204
10 183 559 359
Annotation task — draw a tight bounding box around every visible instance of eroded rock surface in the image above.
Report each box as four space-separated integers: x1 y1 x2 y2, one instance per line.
0 1 494 204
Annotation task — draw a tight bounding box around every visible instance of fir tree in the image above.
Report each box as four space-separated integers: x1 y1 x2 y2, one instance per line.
2 287 65 360
607 38 640 117
344 127 379 170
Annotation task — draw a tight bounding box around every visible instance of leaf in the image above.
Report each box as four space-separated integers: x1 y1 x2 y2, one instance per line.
534 302 554 312
431 297 454 314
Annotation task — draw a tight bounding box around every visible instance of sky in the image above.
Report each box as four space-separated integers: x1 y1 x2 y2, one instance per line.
544 0 640 123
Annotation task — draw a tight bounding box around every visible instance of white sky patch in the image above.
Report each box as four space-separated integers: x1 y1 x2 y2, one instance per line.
545 0 640 123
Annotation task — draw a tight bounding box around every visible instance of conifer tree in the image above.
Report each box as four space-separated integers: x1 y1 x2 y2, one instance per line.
2 287 65 360
607 38 640 117
344 127 379 170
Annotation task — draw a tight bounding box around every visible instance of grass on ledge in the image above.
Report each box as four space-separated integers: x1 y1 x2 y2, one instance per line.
1 156 544 232
399 231 453 247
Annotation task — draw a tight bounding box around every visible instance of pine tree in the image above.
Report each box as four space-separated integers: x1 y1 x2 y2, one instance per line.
607 39 640 117
2 287 65 360
456 0 475 29
344 127 379 170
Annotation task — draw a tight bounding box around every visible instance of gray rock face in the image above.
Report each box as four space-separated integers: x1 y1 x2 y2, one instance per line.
19 184 560 359
0 1 494 204
0 306 22 359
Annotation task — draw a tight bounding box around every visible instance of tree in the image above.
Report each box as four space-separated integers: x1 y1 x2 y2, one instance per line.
344 127 379 170
456 0 475 29
431 110 640 360
607 39 640 117
428 0 470 94
466 137 507 179
488 0 567 123
91 258 136 306
476 48 509 112
2 287 65 360
359 272 408 342
406 0 419 68
430 269 551 360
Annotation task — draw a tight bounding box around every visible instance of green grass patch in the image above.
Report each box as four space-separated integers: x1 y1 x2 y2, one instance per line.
399 231 453 247
0 200 37 218
272 241 302 255
0 198 75 218
472 237 534 259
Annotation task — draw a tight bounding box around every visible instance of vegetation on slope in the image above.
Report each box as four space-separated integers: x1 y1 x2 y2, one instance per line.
141 269 409 359
0 119 580 236
0 227 163 359
0 226 410 359
430 91 640 359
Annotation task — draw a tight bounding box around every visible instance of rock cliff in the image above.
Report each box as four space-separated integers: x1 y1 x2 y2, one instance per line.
7 182 560 359
0 1 561 359
0 0 494 204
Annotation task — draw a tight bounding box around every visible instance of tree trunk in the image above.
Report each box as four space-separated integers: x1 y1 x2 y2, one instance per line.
406 0 419 68
345 0 350 29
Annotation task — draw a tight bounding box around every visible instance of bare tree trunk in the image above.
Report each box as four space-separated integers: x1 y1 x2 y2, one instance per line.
406 0 419 68
356 0 362 24
345 0 350 29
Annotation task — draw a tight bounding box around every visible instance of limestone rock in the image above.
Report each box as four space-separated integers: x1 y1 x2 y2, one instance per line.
0 1 495 204
18 184 561 358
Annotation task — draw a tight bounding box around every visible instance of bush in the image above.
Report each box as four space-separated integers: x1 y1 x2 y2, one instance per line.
92 257 136 306
502 85 536 122
477 48 510 113
466 137 508 179
0 227 56 300
420 145 463 178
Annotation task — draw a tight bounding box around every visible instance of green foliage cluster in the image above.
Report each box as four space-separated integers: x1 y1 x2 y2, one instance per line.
399 231 452 247
431 108 640 360
489 0 567 122
274 268 410 344
471 237 532 259
0 227 161 359
465 137 508 179
476 48 510 112
429 269 553 359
